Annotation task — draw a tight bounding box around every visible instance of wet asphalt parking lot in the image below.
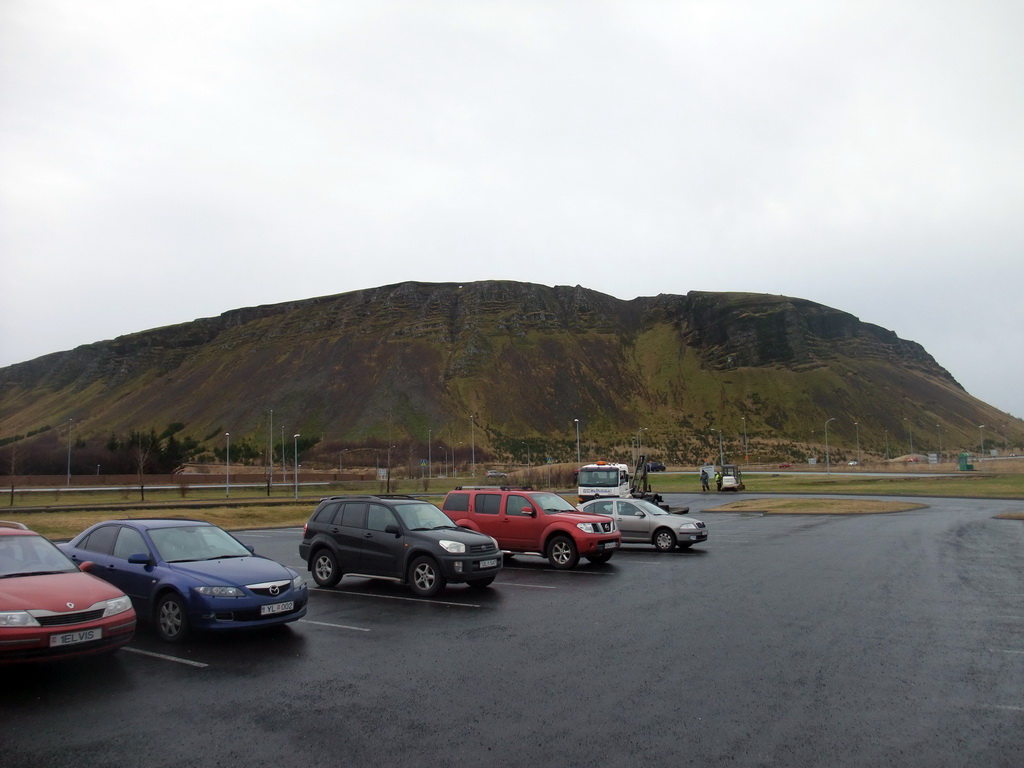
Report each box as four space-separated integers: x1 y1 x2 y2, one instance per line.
3 493 1024 768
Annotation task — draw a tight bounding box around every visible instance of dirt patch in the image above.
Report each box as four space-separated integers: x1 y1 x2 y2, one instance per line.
994 511 1024 520
707 498 927 515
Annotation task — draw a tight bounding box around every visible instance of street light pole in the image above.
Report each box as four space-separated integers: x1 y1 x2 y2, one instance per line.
742 416 748 464
428 429 432 479
268 409 273 487
637 427 647 463
979 424 985 459
905 418 914 457
825 417 836 474
293 434 300 500
574 419 581 469
854 422 860 466
225 432 231 498
66 418 73 486
470 415 477 478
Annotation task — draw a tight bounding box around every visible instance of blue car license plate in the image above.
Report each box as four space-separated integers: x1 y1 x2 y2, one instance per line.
260 601 294 616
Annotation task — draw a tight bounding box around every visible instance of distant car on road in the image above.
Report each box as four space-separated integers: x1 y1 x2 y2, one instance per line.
646 460 666 472
1 521 136 663
60 519 307 643
580 498 708 551
485 469 507 478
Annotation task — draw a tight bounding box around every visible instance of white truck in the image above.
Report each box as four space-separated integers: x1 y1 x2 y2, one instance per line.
576 461 631 504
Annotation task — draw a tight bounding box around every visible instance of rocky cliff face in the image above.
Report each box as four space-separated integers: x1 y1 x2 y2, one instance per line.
0 280 1003 462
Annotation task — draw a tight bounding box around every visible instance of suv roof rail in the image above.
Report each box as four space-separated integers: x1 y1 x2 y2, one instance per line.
453 486 535 491
318 494 419 502
0 520 30 530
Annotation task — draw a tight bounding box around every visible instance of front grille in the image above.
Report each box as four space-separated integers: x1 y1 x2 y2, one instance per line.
599 521 614 533
36 609 105 627
469 542 496 554
247 581 291 598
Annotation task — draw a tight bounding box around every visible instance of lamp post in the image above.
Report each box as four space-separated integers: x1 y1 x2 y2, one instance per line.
225 432 231 498
281 426 286 484
66 418 73 486
470 415 477 478
884 429 889 461
268 409 274 487
713 429 724 467
742 416 748 464
905 418 914 457
979 424 985 459
293 434 300 500
574 419 581 469
854 422 860 466
936 425 942 462
636 427 647 463
825 417 836 474
440 445 448 478
428 429 432 479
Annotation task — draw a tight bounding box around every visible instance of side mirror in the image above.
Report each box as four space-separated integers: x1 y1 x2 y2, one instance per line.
528 508 538 518
636 511 646 518
127 553 152 565
385 523 401 535
245 544 255 553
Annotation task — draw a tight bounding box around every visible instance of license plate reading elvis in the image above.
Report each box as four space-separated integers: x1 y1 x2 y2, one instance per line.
480 559 498 568
50 628 100 647
261 601 294 616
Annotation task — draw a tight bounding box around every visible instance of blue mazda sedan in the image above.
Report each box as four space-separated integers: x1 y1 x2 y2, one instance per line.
60 519 307 642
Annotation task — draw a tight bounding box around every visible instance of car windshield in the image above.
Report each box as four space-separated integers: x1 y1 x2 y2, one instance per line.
0 534 79 578
149 525 251 563
633 499 670 516
533 493 579 514
394 503 458 531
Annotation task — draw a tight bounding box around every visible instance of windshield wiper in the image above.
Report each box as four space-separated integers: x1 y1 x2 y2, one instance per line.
1 570 70 578
431 525 458 530
204 554 248 560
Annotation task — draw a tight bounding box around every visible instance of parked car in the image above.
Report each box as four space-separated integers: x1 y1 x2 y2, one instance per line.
485 469 507 478
1 521 136 663
60 519 307 643
441 487 621 568
579 498 708 551
299 495 502 597
646 460 666 472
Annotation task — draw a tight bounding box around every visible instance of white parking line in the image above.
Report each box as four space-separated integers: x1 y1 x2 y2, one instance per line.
123 647 209 668
502 566 613 576
990 649 1024 654
499 582 557 589
981 704 1024 712
299 619 371 632
311 587 479 608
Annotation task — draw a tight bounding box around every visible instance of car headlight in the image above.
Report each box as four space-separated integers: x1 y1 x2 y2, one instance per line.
438 540 466 554
292 575 305 590
679 523 698 530
577 522 598 533
102 596 134 617
194 586 245 597
0 610 40 627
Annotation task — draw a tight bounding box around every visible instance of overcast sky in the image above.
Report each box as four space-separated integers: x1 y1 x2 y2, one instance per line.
2 1 1022 419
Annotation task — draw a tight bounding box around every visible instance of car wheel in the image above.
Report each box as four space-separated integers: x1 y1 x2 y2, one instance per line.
155 592 189 643
409 556 445 597
547 535 579 570
311 549 342 588
586 553 613 564
653 528 677 552
467 576 496 589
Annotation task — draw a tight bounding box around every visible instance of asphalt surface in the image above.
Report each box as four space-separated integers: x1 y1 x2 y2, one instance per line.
4 493 1024 768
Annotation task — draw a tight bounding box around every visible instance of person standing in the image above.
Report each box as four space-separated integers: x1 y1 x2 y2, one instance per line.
700 468 709 492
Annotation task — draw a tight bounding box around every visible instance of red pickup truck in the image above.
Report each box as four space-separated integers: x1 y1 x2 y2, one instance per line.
441 487 620 569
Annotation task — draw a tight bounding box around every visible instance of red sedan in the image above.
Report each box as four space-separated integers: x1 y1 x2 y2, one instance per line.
0 522 136 663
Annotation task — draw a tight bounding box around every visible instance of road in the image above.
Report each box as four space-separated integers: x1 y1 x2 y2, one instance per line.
3 494 1024 767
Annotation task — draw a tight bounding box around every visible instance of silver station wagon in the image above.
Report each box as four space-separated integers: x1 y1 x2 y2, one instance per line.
579 497 708 552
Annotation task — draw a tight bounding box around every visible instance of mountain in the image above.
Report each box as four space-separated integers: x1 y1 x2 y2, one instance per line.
1 281 1020 471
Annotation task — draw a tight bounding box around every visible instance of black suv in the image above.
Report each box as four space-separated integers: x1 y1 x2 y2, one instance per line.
299 495 502 597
